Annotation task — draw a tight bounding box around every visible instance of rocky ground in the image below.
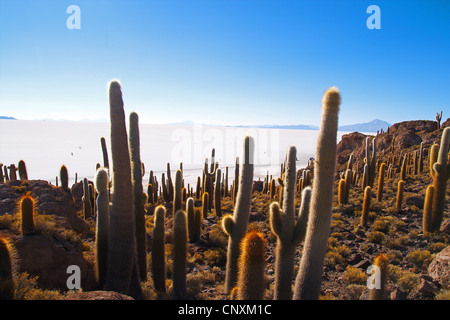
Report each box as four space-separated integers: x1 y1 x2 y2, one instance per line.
0 118 449 300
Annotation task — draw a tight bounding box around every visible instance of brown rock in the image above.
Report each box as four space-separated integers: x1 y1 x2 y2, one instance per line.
428 246 450 288
14 234 97 291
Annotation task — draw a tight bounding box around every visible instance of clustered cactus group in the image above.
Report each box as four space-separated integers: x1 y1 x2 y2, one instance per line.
0 81 448 302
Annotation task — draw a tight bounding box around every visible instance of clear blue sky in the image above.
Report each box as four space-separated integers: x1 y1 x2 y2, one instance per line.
0 0 449 126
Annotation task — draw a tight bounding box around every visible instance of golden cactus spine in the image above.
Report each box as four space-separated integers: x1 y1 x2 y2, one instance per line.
236 230 266 300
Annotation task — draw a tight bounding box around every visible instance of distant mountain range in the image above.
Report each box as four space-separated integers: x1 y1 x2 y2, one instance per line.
338 119 391 133
225 119 391 133
1 115 391 133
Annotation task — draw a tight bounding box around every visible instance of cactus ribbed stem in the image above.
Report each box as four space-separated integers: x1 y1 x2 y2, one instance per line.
152 205 166 293
223 136 254 293
293 87 340 300
94 168 110 287
105 80 142 299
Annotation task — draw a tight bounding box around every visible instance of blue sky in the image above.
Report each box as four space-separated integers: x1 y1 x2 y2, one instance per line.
0 0 449 126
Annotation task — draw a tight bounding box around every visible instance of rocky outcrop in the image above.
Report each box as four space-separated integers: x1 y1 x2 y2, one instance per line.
0 180 88 235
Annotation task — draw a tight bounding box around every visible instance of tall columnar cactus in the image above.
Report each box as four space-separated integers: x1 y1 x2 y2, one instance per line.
166 163 174 202
8 164 17 181
18 160 28 180
396 180 405 212
20 195 35 235
436 111 442 130
173 169 183 215
338 179 346 206
105 79 142 299
0 237 15 300
344 168 352 204
203 160 216 213
269 179 276 199
270 147 311 301
60 165 69 191
377 163 387 202
94 168 110 287
186 197 195 242
234 156 240 201
100 137 110 169
429 127 450 232
429 143 439 174
423 185 434 235
236 230 266 300
0 163 4 183
152 205 166 293
363 137 377 188
196 176 201 199
293 87 340 300
173 209 187 299
400 154 407 181
222 136 254 293
361 186 372 227
225 166 229 197
369 253 390 300
214 168 222 216
82 178 92 219
418 142 424 173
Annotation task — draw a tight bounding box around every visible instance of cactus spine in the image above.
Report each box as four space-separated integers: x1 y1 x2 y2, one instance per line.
152 205 166 293
429 127 450 232
222 136 254 293
105 80 142 299
173 209 187 299
293 87 340 300
20 195 35 235
270 146 310 299
94 168 110 287
236 230 266 300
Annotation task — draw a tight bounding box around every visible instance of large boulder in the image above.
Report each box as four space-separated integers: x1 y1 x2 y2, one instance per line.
13 233 97 291
428 246 450 289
